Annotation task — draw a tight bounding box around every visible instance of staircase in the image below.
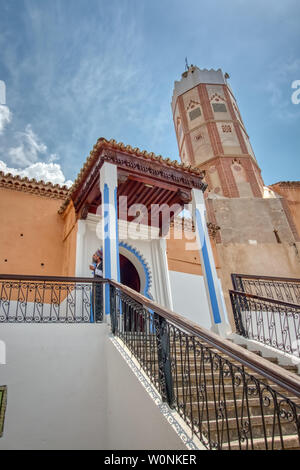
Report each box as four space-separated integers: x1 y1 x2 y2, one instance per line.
131 335 300 450
108 273 300 450
237 344 299 376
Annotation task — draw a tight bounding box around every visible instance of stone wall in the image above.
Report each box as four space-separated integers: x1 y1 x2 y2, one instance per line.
210 196 296 245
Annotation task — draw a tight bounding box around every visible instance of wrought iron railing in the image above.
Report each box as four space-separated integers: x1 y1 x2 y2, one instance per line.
109 281 300 450
230 290 300 359
231 273 300 305
0 275 105 323
1 274 300 449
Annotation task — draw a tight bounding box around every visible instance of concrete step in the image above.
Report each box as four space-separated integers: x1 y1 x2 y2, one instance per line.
143 358 296 383
197 414 298 444
174 383 286 402
201 412 297 433
231 341 300 376
132 341 300 376
180 396 300 419
169 370 292 388
174 401 300 448
139 352 299 380
221 434 300 450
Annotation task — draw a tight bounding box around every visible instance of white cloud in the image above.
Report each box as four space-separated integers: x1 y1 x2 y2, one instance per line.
0 101 72 187
0 104 73 186
0 104 12 134
8 124 47 167
0 160 73 188
48 153 59 163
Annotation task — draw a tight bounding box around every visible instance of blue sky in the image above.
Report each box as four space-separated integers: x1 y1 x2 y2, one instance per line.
0 0 299 186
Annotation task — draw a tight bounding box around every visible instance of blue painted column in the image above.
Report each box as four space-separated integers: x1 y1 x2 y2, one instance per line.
100 162 120 317
191 188 230 337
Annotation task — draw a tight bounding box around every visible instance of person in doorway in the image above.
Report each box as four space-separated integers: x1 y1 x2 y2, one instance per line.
90 249 103 322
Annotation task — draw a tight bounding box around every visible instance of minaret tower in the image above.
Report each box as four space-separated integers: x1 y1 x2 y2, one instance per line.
171 66 264 198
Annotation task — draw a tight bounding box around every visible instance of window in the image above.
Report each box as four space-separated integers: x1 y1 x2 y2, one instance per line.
212 103 227 113
189 107 201 120
222 124 232 133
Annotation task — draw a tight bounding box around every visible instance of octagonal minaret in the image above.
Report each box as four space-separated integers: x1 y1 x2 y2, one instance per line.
171 66 264 198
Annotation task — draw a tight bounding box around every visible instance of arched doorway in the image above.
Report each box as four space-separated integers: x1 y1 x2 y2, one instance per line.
119 254 141 292
119 254 144 332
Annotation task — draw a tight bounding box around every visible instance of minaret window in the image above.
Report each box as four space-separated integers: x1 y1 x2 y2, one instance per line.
212 103 227 113
189 107 201 120
222 124 232 133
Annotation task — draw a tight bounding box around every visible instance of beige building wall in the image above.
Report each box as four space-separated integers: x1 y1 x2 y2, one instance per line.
270 182 300 240
210 197 297 244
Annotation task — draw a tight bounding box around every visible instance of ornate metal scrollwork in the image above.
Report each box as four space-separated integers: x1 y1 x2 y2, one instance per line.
0 279 96 323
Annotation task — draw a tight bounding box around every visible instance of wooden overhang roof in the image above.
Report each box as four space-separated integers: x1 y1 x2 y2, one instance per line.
59 138 207 232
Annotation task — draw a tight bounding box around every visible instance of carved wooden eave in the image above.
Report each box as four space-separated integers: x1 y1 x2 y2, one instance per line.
58 138 207 216
0 171 69 200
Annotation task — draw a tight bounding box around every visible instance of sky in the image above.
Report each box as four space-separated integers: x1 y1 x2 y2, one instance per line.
0 0 299 187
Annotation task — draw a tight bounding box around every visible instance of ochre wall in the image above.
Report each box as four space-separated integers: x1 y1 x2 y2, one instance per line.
0 188 76 277
166 224 221 276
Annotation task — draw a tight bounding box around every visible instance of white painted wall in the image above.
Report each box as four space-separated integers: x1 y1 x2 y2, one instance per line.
106 339 187 450
0 324 108 450
168 271 212 330
0 324 187 450
169 270 230 332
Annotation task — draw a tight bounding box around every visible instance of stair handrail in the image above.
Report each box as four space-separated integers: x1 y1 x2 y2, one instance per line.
109 279 300 399
232 273 300 285
229 289 300 310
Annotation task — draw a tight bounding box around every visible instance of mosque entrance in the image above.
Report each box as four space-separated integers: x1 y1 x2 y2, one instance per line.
119 254 144 332
119 254 140 292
